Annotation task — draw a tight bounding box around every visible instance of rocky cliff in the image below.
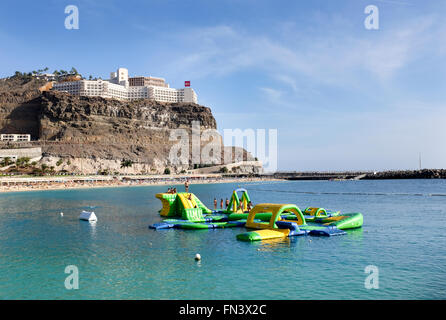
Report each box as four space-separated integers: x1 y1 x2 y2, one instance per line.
0 77 45 138
0 76 261 174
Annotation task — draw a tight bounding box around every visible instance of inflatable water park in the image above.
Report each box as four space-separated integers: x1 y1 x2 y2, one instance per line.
149 188 363 241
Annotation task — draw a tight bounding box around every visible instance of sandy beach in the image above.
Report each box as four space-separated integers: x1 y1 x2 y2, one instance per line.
0 174 283 194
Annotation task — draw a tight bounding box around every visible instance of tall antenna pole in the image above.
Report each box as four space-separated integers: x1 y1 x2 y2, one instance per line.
419 152 422 170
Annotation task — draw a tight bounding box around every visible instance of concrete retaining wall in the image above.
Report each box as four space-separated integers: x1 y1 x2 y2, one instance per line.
0 147 42 160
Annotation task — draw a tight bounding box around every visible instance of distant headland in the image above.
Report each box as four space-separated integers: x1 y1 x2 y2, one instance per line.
0 68 262 177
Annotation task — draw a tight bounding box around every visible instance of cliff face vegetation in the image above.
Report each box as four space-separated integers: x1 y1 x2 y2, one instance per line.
0 76 260 174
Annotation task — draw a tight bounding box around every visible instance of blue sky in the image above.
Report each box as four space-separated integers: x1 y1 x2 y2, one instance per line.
0 0 445 171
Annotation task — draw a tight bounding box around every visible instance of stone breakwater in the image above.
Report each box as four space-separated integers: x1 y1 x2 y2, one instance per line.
363 169 446 180
273 169 446 180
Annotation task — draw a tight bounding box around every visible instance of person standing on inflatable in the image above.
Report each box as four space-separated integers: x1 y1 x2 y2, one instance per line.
247 201 253 212
214 198 217 210
185 180 190 192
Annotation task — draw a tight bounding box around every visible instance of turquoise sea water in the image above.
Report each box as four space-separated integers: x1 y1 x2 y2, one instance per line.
0 179 445 300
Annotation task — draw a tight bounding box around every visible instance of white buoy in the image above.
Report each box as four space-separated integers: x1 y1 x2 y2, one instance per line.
79 210 97 221
60 212 64 217
195 253 201 261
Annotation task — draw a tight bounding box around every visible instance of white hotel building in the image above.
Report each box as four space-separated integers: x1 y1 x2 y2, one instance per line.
52 68 198 104
0 134 31 142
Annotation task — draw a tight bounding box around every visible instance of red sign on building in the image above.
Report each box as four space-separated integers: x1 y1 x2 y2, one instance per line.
184 81 190 87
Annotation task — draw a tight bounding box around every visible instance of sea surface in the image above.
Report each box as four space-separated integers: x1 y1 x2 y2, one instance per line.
0 179 445 299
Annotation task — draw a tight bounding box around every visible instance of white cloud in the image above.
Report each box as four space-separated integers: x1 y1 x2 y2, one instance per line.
259 87 283 102
361 15 436 79
165 14 444 88
157 14 446 170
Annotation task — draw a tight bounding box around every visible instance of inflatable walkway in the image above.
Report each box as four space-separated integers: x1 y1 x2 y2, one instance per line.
236 203 363 241
150 189 363 242
155 192 212 221
223 188 251 213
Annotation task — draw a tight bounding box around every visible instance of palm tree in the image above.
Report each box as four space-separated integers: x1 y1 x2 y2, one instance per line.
16 157 31 168
15 158 23 168
1 157 13 167
120 159 133 174
70 67 78 75
37 164 55 176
